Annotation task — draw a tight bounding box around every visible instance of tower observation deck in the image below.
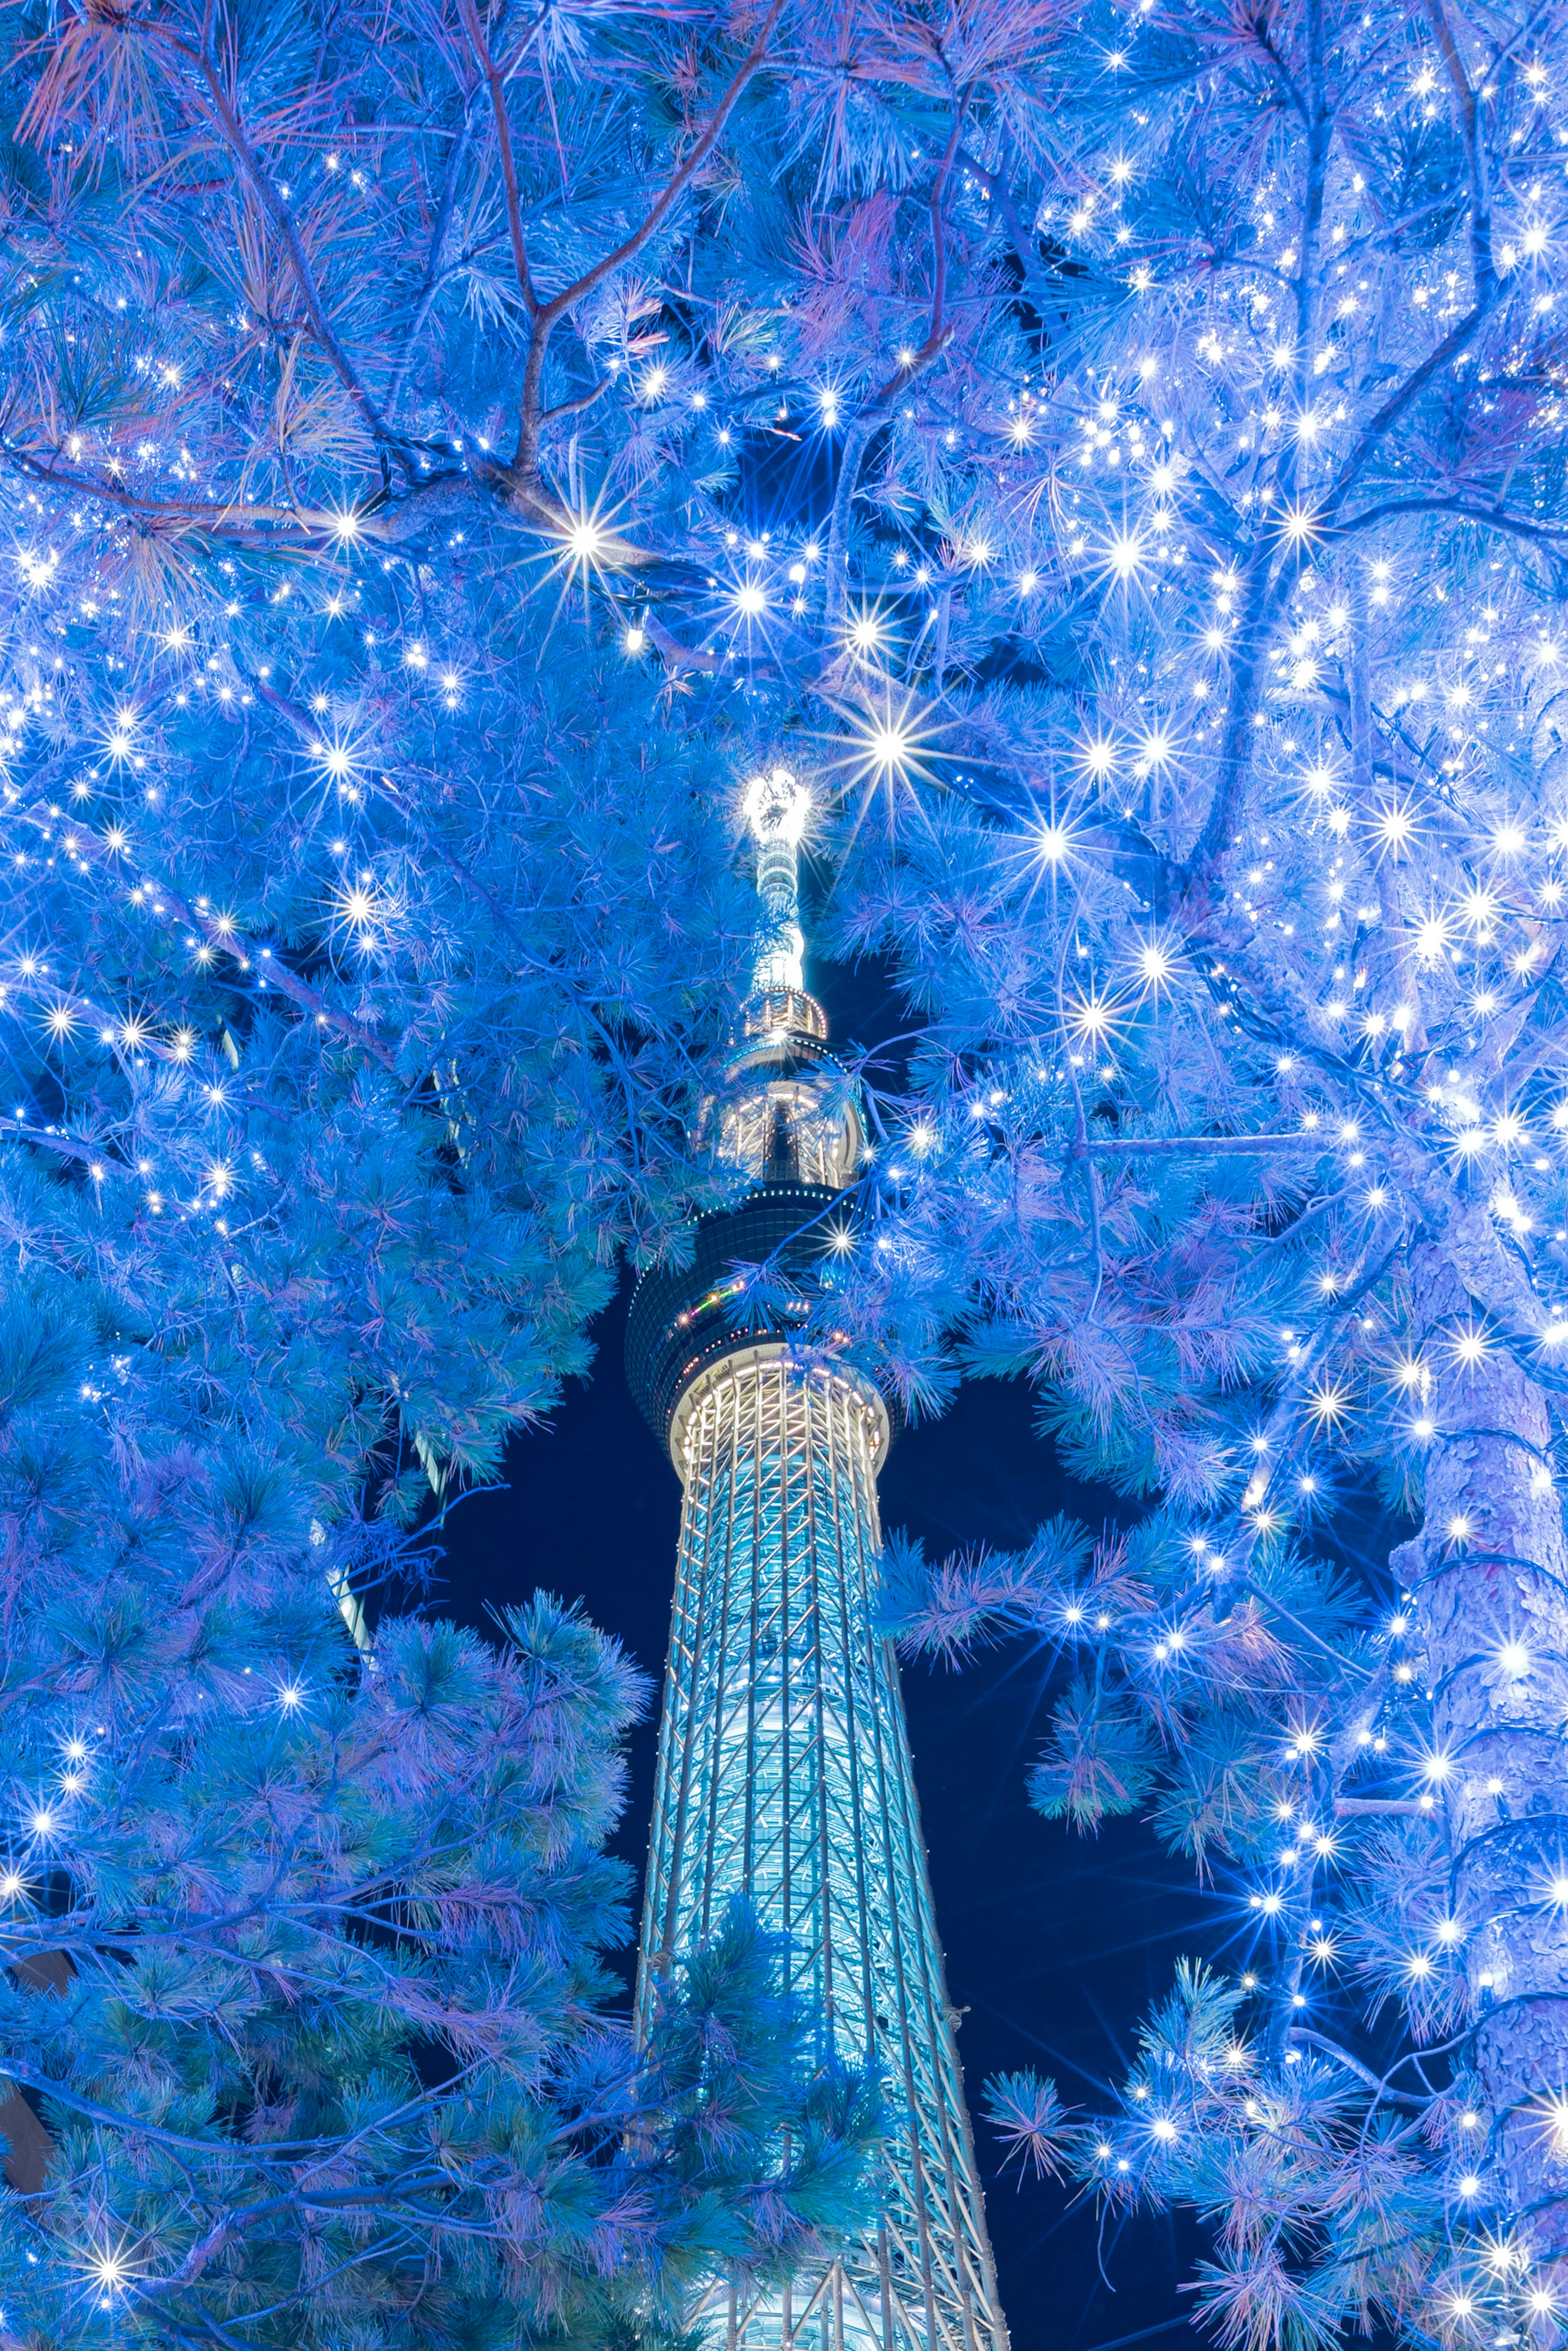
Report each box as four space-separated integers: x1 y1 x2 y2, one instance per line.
626 771 1009 2351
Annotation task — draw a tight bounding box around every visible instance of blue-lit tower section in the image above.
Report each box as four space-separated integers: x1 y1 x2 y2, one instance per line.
626 773 1009 2351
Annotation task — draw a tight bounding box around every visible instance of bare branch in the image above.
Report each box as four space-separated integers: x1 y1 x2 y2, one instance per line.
455 0 541 320
1072 1133 1316 1159
183 30 395 450
1335 493 1568 550
16 796 400 1071
824 103 967 635
513 0 786 479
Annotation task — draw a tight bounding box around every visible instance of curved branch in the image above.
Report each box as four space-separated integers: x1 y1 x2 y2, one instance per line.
1323 3 1497 520
182 31 395 451
1073 1131 1316 1160
824 104 966 634
1335 492 1568 550
455 0 541 319
1287 2026 1432 2106
513 0 786 479
13 794 399 1071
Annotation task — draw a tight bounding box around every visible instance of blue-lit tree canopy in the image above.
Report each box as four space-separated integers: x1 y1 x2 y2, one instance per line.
3 0 1568 2341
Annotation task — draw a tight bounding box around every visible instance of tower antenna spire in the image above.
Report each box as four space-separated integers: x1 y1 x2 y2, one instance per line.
743 764 811 1000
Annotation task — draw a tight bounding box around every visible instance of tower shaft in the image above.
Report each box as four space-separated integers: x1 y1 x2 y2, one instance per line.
637 1348 1008 2351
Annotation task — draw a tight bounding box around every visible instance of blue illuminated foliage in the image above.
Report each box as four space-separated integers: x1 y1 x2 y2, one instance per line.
0 1239 878 2347
831 9 1568 2345
3 0 1568 2342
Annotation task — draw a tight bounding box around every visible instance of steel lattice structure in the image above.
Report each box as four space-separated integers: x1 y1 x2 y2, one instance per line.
626 773 1009 2351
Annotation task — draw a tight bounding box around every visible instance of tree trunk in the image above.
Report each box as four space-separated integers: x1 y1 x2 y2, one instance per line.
1392 1217 1568 2248
0 1949 70 2192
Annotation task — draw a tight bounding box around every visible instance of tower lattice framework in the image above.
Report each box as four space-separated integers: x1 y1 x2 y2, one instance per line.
625 772 1009 2351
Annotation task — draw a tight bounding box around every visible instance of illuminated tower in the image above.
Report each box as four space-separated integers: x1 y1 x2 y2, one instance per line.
625 772 1009 2351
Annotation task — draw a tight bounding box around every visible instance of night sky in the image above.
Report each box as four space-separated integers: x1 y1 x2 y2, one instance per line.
433 946 1216 2351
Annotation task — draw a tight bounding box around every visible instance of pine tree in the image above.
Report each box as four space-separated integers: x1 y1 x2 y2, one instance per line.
813 5 1568 2345
0 0 931 2329
5 0 1568 2343
0 1218 880 2347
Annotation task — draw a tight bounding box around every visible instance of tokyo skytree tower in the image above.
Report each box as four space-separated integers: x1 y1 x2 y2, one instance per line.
625 772 1009 2351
